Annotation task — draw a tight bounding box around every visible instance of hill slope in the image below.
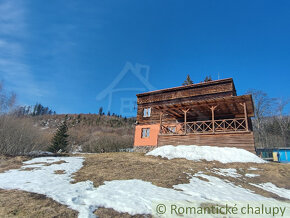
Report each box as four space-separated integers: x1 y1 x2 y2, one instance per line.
30 114 136 152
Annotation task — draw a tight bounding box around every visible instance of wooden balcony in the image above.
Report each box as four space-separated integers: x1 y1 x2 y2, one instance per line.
160 118 248 135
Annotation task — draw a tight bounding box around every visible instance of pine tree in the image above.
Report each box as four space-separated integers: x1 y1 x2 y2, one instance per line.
98 107 103 116
182 74 193 86
48 121 69 153
204 75 212 82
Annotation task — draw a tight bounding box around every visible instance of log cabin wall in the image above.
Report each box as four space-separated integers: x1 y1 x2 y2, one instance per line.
137 78 236 105
157 132 255 153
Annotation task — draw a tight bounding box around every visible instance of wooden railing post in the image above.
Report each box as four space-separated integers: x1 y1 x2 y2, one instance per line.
210 106 217 133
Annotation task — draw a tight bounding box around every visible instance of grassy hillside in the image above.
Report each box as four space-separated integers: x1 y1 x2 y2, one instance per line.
33 114 136 153
6 114 136 154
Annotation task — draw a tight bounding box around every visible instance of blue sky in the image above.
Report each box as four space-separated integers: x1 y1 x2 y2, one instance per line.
0 0 289 116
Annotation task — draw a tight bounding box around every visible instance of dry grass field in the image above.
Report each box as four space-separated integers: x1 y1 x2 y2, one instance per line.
0 156 30 173
73 153 290 198
0 190 78 218
0 156 79 218
0 153 289 217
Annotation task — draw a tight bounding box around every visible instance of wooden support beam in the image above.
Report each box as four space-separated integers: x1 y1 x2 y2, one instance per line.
159 112 163 134
240 102 249 131
167 108 183 117
182 108 190 113
182 109 190 134
154 105 164 111
210 106 217 132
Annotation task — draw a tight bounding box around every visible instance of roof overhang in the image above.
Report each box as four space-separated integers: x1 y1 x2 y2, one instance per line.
152 94 254 118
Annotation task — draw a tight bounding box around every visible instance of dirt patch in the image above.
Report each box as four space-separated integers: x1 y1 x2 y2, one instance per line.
94 207 151 218
73 153 290 201
24 160 67 167
0 189 78 218
54 170 66 174
19 167 39 171
72 153 196 188
194 176 210 182
0 157 77 218
0 156 30 173
201 162 290 200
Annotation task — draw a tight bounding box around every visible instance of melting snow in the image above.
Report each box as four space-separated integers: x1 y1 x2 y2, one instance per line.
212 168 242 178
147 145 266 163
248 167 259 170
251 183 290 200
0 157 287 218
176 172 265 202
245 173 259 178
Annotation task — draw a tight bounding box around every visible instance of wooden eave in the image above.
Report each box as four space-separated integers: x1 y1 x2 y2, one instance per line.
152 94 254 117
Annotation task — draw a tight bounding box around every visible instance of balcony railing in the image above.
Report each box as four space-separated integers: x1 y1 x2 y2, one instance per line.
160 118 248 135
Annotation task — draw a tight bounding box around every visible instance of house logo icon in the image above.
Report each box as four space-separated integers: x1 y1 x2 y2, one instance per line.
96 62 155 117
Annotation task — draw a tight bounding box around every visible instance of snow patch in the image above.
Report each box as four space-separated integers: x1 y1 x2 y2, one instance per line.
245 173 259 178
248 167 259 170
212 168 241 178
0 157 286 218
251 183 290 200
25 150 54 156
176 173 265 202
147 145 266 163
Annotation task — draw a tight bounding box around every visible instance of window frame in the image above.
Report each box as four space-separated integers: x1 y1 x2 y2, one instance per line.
143 107 151 117
141 128 150 138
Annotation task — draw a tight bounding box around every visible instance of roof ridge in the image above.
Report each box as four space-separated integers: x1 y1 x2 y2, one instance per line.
137 78 234 97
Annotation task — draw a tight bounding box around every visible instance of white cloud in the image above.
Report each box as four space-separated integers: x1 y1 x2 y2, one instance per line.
0 0 43 102
0 0 26 35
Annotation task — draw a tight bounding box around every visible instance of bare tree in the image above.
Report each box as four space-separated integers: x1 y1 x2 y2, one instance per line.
0 81 49 155
275 98 290 147
246 89 276 147
247 89 290 148
246 89 274 130
0 116 48 155
0 81 16 114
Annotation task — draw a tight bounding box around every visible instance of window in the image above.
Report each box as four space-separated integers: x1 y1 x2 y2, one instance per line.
141 128 150 138
143 107 151 117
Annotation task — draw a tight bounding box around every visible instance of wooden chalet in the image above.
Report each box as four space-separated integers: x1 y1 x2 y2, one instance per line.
134 78 256 152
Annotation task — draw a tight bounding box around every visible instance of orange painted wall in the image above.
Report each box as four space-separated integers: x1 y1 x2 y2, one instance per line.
134 124 160 146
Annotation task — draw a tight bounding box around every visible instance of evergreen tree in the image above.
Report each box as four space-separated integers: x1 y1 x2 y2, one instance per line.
36 103 42 115
182 74 193 86
98 107 103 116
48 121 69 153
32 104 37 116
204 75 212 82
